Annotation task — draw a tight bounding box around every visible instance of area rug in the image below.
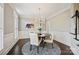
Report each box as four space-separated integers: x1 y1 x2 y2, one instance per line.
22 42 61 55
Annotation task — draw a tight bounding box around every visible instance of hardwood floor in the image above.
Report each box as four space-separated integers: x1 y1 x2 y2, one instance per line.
7 39 74 55
54 40 74 55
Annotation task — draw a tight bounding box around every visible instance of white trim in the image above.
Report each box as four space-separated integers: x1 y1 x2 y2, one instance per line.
0 4 4 51
70 46 79 55
14 11 19 40
8 4 15 11
9 4 19 15
47 6 71 20
0 33 19 55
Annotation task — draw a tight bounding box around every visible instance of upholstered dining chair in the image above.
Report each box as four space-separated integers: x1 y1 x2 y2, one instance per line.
44 33 54 48
29 32 42 53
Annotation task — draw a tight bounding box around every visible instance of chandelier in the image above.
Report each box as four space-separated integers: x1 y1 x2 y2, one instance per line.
38 8 42 31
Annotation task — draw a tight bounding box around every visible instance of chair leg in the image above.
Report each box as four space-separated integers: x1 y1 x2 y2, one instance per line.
37 46 39 53
43 42 46 48
52 43 54 48
30 45 32 51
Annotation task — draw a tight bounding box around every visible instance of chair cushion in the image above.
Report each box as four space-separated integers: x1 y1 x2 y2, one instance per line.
44 39 53 43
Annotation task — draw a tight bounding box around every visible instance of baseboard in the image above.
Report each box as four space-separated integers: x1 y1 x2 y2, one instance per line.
70 46 79 55
51 31 71 47
54 40 70 47
0 33 19 55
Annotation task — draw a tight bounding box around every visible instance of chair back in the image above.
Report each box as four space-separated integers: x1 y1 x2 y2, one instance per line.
42 31 47 33
50 33 54 41
29 32 39 46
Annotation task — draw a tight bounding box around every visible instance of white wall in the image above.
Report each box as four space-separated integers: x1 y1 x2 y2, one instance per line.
47 4 79 55
18 17 31 39
0 4 3 51
0 4 19 55
18 17 46 39
47 7 72 46
18 5 73 47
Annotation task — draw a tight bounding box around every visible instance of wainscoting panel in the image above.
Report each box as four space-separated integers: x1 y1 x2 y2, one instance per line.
49 31 71 47
0 33 19 55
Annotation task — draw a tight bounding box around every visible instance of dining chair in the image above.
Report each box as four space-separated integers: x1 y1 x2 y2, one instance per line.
44 33 54 48
29 32 42 53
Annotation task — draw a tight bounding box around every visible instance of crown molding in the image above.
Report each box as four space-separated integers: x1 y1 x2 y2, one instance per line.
47 5 71 21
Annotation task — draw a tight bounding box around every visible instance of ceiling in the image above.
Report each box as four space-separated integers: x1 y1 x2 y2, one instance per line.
12 3 71 19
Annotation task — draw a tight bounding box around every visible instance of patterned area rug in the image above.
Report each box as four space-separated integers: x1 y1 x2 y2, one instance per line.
22 42 61 55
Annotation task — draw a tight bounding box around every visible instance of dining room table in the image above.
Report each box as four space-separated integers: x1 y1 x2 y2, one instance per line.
38 32 51 47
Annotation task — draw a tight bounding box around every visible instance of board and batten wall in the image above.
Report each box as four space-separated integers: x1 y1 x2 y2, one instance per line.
47 8 72 46
47 4 79 55
0 4 19 55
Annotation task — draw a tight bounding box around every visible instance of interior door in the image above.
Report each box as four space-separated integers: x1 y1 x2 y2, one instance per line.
0 5 3 51
14 11 18 40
